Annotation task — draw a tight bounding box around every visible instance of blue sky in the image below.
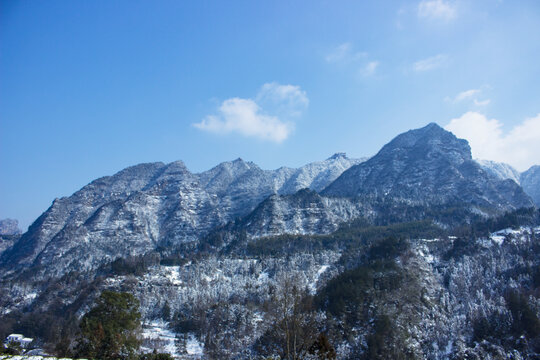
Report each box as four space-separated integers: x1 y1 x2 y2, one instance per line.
2 0 540 230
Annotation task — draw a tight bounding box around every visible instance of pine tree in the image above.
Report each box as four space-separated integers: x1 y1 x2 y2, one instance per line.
77 290 142 360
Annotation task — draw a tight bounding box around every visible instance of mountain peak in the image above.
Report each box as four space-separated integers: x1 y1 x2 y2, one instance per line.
390 122 458 144
322 123 532 209
423 122 443 131
327 153 348 160
376 122 471 164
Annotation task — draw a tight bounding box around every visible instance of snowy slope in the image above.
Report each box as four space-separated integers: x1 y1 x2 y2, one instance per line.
323 123 533 210
521 165 540 206
476 159 521 184
0 156 362 280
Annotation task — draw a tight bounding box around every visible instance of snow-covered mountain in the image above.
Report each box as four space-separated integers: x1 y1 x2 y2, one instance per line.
0 155 364 279
239 189 366 239
521 165 540 206
277 152 367 193
323 123 533 210
1 123 539 359
476 160 540 208
476 159 522 184
2 124 536 281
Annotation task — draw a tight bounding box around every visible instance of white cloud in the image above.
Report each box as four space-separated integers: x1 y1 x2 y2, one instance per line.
325 43 367 64
418 0 456 21
455 89 480 102
193 83 308 143
446 89 491 106
474 99 491 106
445 112 540 171
256 82 309 118
413 54 449 72
326 43 378 77
360 61 379 77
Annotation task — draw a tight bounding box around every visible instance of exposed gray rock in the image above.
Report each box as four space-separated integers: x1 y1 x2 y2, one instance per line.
240 189 367 238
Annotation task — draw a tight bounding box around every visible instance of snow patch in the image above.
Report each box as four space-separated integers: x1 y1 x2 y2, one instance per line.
165 266 182 285
309 265 329 294
186 334 204 356
141 320 180 358
257 271 269 283
24 292 38 300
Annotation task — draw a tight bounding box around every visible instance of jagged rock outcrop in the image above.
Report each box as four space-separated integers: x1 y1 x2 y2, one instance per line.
323 123 533 211
521 165 540 206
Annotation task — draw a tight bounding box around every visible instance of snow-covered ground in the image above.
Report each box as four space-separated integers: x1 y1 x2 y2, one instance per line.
141 320 182 358
308 264 329 294
141 320 203 359
185 334 203 357
102 251 342 358
490 226 539 245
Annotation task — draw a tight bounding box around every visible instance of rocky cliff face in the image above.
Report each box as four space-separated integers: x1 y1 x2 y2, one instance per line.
323 123 533 211
239 189 367 239
0 155 363 279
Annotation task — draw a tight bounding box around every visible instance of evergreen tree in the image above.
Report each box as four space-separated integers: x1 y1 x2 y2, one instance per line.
77 290 142 360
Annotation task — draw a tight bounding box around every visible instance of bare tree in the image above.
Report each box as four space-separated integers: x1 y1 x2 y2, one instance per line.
258 272 320 360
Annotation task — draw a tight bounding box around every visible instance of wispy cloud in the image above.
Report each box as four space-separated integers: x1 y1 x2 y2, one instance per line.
474 99 491 106
360 61 379 77
325 43 367 64
445 88 491 106
413 54 449 72
256 82 309 118
418 0 456 21
454 89 480 102
445 112 540 171
326 43 379 77
193 83 308 143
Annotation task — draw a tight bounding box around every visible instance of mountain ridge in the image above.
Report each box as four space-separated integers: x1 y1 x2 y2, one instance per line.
0 153 364 279
1 123 539 359
1 123 537 281
322 123 533 210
